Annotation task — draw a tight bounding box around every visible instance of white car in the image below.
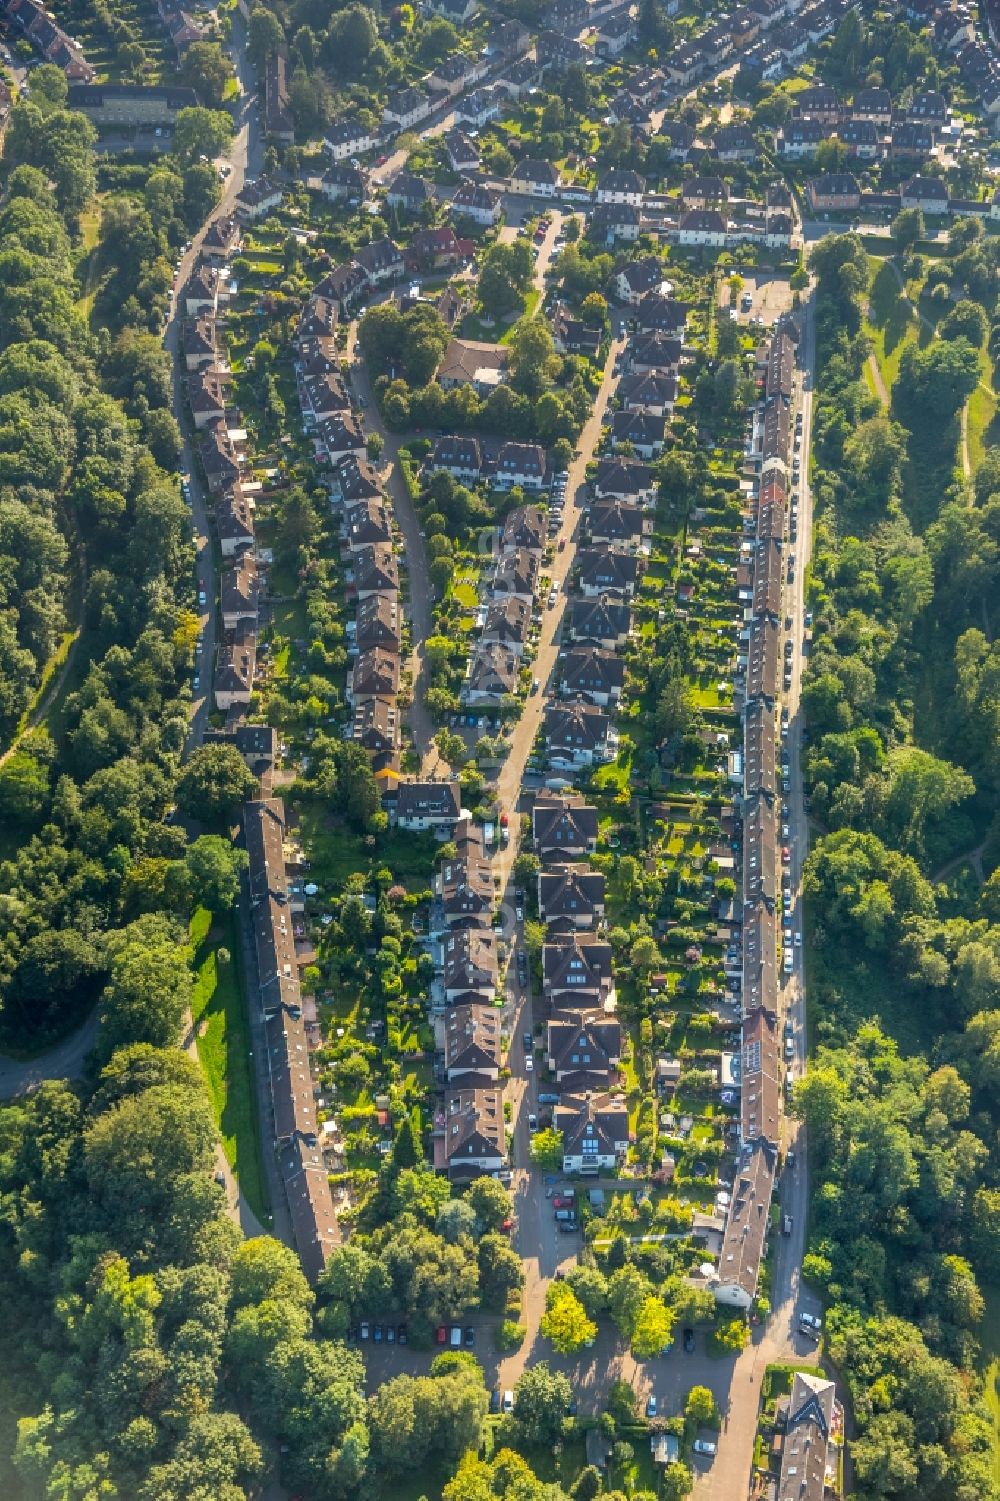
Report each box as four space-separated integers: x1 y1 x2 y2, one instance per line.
198 590 207 606
693 1440 717 1458
525 1057 533 1072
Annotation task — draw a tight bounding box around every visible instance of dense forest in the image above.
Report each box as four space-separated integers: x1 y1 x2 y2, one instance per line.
798 230 1000 1500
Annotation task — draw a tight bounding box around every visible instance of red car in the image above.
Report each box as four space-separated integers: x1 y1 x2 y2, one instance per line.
781 847 791 864
552 1194 574 1209
500 1217 514 1233
436 1325 448 1344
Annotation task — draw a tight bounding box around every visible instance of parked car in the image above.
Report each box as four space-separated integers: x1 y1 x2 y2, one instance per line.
359 1322 370 1341
397 1324 407 1344
464 1327 475 1347
436 1325 447 1344
683 1327 695 1353
502 1391 514 1414
799 1312 822 1337
693 1439 717 1458
528 1113 538 1132
646 1395 657 1418
523 1032 533 1052
373 1324 383 1342
490 1389 502 1414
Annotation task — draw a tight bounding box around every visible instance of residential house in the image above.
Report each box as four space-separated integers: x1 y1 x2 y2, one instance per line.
533 793 599 860
351 696 399 755
221 553 260 631
711 121 759 161
656 120 696 160
430 434 482 482
609 408 667 458
354 237 404 288
438 845 494 928
681 176 729 209
543 933 614 1011
350 647 400 705
406 225 472 272
618 370 678 415
793 83 840 123
890 121 935 159
67 80 198 126
635 292 688 335
426 51 485 97
805 173 861 213
452 180 502 226
499 54 542 97
713 1136 777 1308
501 504 547 553
839 117 884 160
593 455 656 504
569 594 632 649
509 157 561 197
535 28 589 71
588 203 641 245
495 441 546 491
445 1004 501 1083
200 419 240 495
576 546 641 597
315 411 366 465
355 591 401 653
443 1087 505 1179
677 208 728 247
444 129 481 173
323 261 368 315
462 641 519 706
481 595 533 655
595 9 634 55
556 1093 630 1172
384 86 432 130
188 366 230 429
235 177 283 222
214 625 256 710
559 646 625 706
776 1373 838 1501
442 928 498 1001
538 864 606 928
345 497 392 550
318 162 368 204
264 52 293 142
777 117 828 157
628 333 683 373
183 314 217 371
201 214 242 263
323 116 376 161
454 85 504 127
336 456 383 506
589 500 651 551
385 171 436 214
851 85 892 125
438 339 509 393
551 302 602 358
354 544 399 599
597 167 645 206
427 0 478 21
900 173 950 214
613 258 670 306
547 1015 622 1088
395 779 461 832
545 699 619 767
216 488 255 558
908 90 947 128
492 547 540 601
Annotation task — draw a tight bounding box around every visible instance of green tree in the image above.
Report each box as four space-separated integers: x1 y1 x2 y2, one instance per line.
513 1362 571 1444
891 206 924 251
176 743 258 824
180 42 235 106
529 1127 564 1171
184 835 248 911
541 1282 596 1353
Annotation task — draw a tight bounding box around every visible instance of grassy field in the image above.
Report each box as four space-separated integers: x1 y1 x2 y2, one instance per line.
981 1284 1000 1488
189 906 270 1225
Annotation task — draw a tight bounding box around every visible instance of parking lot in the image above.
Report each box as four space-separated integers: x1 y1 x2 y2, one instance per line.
718 271 797 326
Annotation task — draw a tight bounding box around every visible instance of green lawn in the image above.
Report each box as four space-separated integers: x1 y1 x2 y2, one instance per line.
981 1284 1000 1488
189 907 270 1225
